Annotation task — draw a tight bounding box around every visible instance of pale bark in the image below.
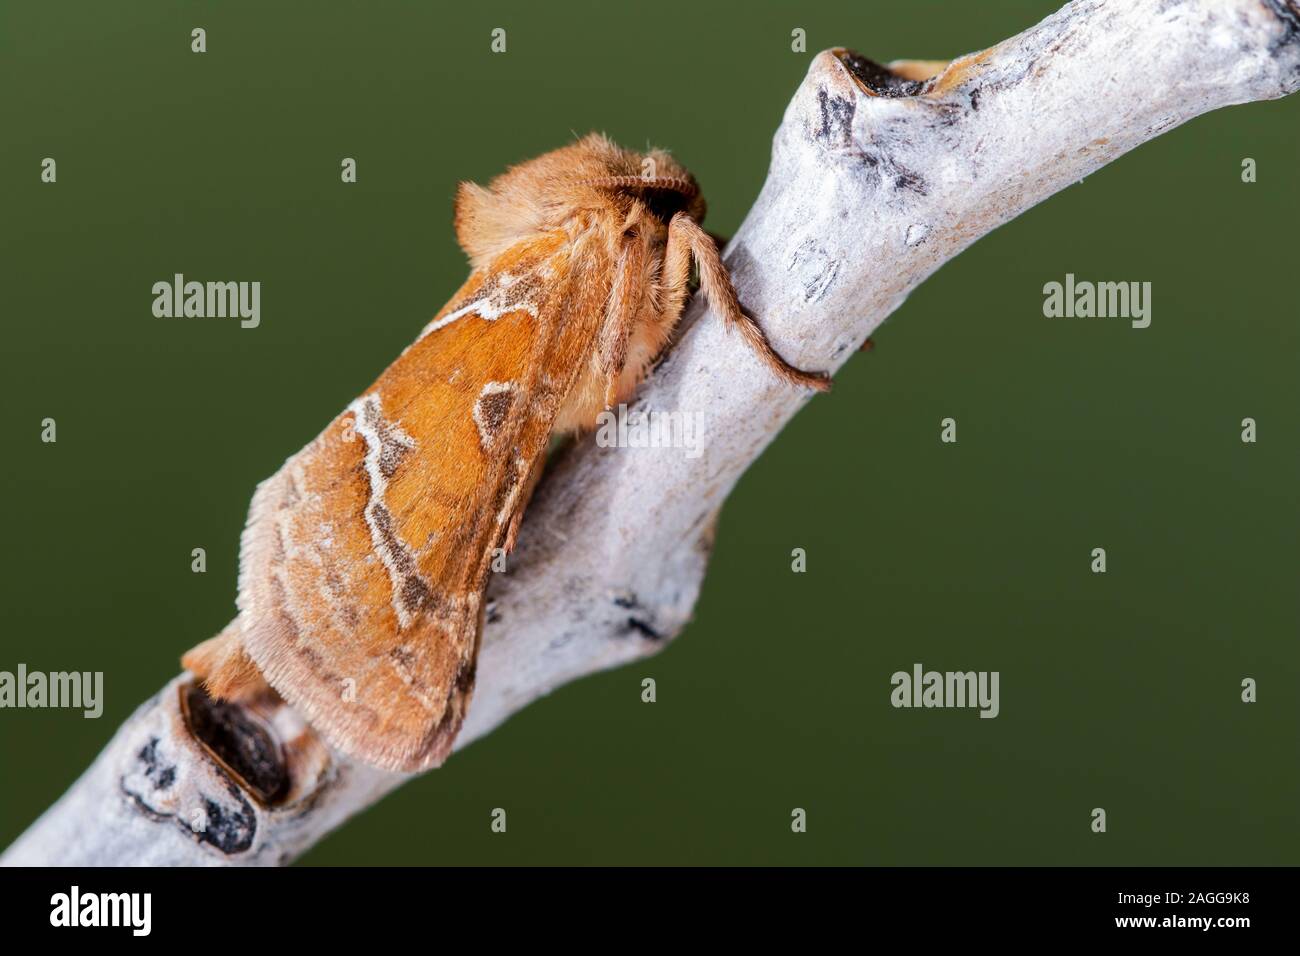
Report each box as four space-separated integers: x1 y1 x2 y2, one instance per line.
6 0 1298 865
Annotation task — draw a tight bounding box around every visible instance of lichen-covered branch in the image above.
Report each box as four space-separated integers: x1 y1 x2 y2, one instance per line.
6 0 1297 866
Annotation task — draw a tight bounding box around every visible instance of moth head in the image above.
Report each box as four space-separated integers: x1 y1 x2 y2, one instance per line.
454 133 705 269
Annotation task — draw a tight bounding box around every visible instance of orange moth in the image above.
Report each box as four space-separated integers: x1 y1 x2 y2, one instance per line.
183 134 828 773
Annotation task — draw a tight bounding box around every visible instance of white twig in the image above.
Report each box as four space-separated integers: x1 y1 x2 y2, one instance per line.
6 0 1298 866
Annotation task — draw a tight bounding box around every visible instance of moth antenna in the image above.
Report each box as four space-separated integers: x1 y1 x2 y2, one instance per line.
576 175 700 201
671 214 831 392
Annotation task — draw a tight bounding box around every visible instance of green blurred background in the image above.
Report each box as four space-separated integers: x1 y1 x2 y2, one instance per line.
2 0 1296 865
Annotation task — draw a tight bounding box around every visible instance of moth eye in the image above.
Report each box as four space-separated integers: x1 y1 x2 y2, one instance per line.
640 189 689 223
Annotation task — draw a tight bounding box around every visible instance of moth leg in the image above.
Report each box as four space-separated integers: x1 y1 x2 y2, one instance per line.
182 618 274 702
661 215 694 327
596 231 647 408
669 213 831 392
503 451 547 554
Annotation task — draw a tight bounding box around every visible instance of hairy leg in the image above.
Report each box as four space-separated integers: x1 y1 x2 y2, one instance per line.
668 213 830 392
181 619 273 702
596 230 647 407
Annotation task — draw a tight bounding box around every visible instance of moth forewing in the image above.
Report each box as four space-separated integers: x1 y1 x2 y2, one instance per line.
228 239 596 772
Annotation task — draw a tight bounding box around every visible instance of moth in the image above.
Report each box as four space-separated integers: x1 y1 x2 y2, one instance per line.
183 133 829 773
